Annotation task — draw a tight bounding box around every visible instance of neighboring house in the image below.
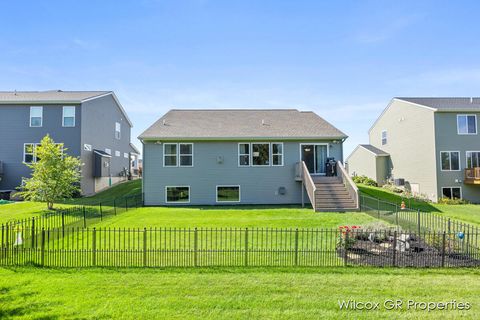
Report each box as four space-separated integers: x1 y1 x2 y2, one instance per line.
347 97 480 203
0 90 137 196
139 109 359 211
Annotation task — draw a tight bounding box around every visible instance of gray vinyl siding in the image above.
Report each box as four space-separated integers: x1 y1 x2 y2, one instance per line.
369 100 438 201
346 147 378 184
375 156 390 186
0 104 81 191
80 95 132 195
143 140 343 205
434 112 480 203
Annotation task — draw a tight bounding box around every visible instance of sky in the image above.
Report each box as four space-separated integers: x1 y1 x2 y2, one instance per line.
1 0 480 157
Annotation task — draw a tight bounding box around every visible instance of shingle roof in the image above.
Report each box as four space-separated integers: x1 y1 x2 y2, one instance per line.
130 143 141 154
359 144 389 156
139 109 347 140
0 90 111 103
396 97 480 111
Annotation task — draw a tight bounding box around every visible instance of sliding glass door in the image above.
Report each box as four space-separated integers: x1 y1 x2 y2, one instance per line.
301 144 328 175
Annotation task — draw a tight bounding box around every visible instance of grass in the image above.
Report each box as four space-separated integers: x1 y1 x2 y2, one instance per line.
0 267 479 319
359 184 480 227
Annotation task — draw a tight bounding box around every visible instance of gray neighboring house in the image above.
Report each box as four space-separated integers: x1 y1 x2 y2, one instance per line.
0 90 139 197
139 109 359 211
347 97 480 203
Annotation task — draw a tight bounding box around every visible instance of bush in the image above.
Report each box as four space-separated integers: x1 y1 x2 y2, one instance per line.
352 175 377 187
437 197 469 205
382 182 404 194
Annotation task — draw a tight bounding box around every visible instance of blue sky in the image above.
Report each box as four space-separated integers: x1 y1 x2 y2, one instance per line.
1 0 480 156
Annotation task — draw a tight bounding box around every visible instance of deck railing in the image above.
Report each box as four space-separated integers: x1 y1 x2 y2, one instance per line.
337 161 359 210
301 161 316 207
465 167 480 183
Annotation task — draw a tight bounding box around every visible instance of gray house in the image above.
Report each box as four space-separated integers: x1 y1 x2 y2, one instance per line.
139 109 359 211
0 90 138 196
347 97 480 203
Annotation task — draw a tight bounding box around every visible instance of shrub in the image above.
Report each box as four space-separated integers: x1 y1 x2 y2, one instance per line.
352 175 377 187
382 182 404 194
337 225 361 249
437 197 469 205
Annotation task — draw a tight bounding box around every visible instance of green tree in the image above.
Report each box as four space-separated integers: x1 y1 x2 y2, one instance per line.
18 135 82 209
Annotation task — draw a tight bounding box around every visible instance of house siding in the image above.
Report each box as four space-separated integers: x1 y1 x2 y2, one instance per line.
434 112 480 203
0 104 81 191
80 95 132 195
369 100 438 201
143 140 343 205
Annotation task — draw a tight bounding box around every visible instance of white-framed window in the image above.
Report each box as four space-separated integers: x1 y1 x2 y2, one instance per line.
105 148 112 155
440 151 460 171
30 106 43 127
441 187 462 200
115 122 121 140
272 143 283 166
62 106 75 127
466 151 480 168
115 150 121 157
124 152 129 159
457 115 477 135
165 186 190 203
216 185 241 203
252 143 270 166
164 143 178 167
23 143 35 163
238 143 250 166
179 143 193 167
381 130 387 145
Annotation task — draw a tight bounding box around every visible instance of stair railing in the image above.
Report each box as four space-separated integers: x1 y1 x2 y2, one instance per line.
336 161 359 210
301 161 316 208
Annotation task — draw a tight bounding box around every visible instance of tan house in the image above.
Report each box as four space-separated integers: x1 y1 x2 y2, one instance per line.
347 97 480 203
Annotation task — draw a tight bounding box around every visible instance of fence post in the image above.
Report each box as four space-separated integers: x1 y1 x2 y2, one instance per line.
92 228 96 267
194 228 198 267
143 227 147 267
244 228 248 267
395 210 399 227
392 231 397 267
41 228 45 267
441 231 446 267
344 231 349 266
113 199 117 216
99 203 103 221
61 211 65 236
31 218 35 248
294 228 299 267
83 206 87 228
447 218 451 234
417 210 421 235
1 224 4 259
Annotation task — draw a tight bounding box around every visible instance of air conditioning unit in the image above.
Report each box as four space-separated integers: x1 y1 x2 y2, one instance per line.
394 178 405 186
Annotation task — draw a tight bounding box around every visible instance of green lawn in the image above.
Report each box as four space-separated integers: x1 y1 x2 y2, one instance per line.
0 267 478 320
359 184 480 227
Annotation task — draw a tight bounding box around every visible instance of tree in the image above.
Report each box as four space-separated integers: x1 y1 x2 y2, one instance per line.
18 135 82 209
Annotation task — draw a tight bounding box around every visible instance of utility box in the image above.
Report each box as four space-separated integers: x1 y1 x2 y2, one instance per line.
394 178 405 186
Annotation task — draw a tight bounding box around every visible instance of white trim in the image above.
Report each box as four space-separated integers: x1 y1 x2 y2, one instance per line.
179 143 194 167
299 143 329 175
29 106 43 127
238 142 250 167
441 186 462 200
216 185 241 203
62 106 76 127
23 143 35 163
163 143 178 167
165 186 190 204
115 150 121 157
440 151 461 171
105 148 112 155
346 145 389 162
271 142 284 166
466 150 480 168
456 114 477 135
251 142 271 167
140 136 347 142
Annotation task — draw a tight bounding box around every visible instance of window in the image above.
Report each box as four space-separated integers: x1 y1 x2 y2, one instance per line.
179 143 193 166
466 151 480 168
441 151 460 171
252 143 270 166
442 187 462 200
164 143 177 167
381 130 387 145
238 143 250 166
272 143 283 166
115 150 121 157
30 107 43 127
62 106 75 127
115 122 121 139
457 115 477 135
23 143 35 163
105 148 112 155
165 186 190 203
216 185 240 203
124 152 129 159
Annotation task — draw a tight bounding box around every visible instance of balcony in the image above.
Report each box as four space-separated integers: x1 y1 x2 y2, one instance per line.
464 167 480 184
